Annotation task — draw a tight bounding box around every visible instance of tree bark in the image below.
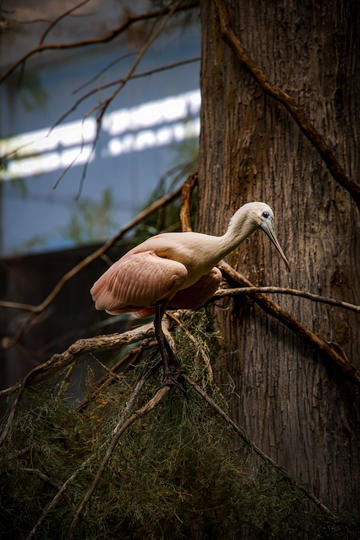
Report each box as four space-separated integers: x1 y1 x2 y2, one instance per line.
198 0 360 516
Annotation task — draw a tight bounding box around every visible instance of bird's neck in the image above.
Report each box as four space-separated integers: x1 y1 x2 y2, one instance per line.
214 211 255 261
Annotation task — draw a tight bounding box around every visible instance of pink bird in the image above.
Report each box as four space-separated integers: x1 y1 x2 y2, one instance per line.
91 202 289 388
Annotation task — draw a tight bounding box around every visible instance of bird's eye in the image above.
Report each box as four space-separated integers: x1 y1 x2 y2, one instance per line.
262 211 270 219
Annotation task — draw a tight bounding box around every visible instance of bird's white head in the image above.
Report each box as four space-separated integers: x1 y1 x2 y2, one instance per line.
228 202 290 270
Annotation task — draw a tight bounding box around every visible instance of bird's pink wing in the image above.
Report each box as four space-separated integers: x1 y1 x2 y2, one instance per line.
91 250 188 313
168 267 222 310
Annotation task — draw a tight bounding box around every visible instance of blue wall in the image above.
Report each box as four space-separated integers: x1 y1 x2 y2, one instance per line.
0 20 200 254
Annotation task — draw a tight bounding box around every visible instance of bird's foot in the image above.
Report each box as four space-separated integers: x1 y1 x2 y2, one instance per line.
160 366 188 398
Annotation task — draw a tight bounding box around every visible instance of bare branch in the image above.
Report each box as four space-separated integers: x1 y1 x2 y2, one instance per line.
184 374 335 516
214 0 360 210
52 57 200 131
0 2 199 85
67 385 170 540
39 0 92 45
73 52 137 94
0 322 155 399
218 261 360 388
23 468 75 508
77 340 157 411
215 287 360 313
180 170 198 232
26 454 94 540
0 300 40 312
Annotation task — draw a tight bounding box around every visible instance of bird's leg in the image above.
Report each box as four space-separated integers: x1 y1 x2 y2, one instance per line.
154 304 187 395
154 303 170 374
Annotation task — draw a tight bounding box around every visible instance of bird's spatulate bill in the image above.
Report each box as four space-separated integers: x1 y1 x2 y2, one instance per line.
260 220 290 271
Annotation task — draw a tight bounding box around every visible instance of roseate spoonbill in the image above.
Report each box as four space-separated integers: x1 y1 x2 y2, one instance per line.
91 202 289 387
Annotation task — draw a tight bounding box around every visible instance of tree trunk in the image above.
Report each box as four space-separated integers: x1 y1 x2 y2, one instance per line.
198 0 360 517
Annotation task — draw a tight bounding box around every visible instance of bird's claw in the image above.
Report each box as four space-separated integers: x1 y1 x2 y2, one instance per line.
159 367 188 398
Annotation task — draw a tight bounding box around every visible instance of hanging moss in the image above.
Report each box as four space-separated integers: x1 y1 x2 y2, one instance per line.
0 312 357 539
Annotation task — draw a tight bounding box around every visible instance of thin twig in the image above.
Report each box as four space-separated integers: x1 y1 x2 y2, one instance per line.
39 0 92 45
214 0 360 210
0 2 199 85
0 386 26 447
51 57 200 131
218 261 360 388
67 386 170 540
214 287 360 313
23 468 75 508
73 51 137 94
113 355 162 433
0 300 40 312
4 446 32 462
184 374 334 516
26 455 94 540
55 363 77 400
77 341 157 411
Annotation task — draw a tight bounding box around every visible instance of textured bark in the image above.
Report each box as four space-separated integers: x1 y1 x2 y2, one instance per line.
198 0 360 516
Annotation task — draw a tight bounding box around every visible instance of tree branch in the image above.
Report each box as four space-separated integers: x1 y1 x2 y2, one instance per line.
0 2 199 85
23 468 75 509
214 0 360 210
51 57 200 132
0 300 40 312
215 286 360 313
0 322 155 399
39 0 92 45
26 455 94 540
184 374 334 516
77 340 157 412
180 170 198 232
218 261 360 388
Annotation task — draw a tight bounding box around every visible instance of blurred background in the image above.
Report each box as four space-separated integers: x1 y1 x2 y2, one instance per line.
0 0 200 388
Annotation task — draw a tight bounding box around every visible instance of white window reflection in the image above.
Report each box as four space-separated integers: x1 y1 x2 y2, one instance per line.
0 89 201 180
